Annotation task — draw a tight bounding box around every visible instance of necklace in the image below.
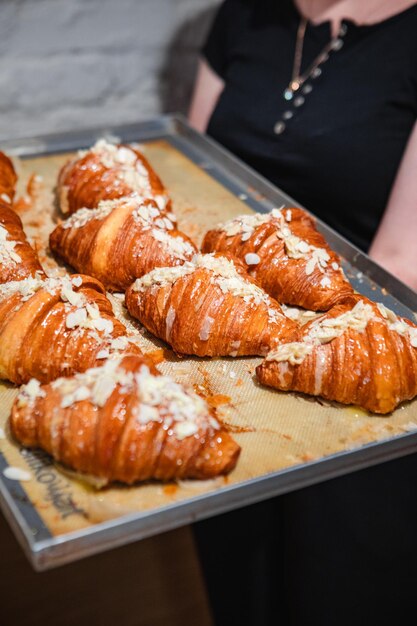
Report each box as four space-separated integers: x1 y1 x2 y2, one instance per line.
284 17 345 101
274 17 347 135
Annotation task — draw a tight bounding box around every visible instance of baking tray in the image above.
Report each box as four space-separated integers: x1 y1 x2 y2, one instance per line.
1 113 417 571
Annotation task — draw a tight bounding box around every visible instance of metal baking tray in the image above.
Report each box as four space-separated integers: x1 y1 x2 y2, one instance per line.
1 114 417 571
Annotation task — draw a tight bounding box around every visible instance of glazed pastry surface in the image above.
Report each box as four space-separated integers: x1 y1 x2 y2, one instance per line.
256 295 417 414
125 253 298 357
0 153 45 283
58 139 173 216
50 196 197 292
0 274 142 384
10 355 241 483
0 152 17 204
0 204 46 284
202 207 354 311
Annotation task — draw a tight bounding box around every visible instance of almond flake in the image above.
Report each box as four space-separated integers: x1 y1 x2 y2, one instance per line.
3 467 32 481
244 253 260 265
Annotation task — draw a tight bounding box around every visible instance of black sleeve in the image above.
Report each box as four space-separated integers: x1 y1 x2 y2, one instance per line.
202 0 246 79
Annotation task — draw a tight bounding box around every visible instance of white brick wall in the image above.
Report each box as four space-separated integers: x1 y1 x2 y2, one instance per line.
0 0 220 140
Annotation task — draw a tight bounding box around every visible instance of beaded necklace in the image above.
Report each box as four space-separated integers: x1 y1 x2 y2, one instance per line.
274 17 347 135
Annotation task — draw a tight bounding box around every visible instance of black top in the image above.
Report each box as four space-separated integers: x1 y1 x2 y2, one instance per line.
202 0 417 250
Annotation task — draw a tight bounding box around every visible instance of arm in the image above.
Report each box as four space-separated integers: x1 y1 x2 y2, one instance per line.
368 120 417 291
188 59 225 134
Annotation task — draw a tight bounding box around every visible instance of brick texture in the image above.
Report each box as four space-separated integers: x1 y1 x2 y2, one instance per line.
0 0 220 140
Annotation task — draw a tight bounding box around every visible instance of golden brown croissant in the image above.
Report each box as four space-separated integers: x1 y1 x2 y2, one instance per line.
0 151 17 205
58 139 173 217
202 207 354 311
49 196 197 292
256 295 417 414
125 253 298 357
10 355 241 483
0 273 142 385
0 204 46 283
0 151 46 283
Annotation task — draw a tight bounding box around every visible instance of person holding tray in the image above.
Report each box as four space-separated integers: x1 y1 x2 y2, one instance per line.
188 1 417 624
189 0 417 292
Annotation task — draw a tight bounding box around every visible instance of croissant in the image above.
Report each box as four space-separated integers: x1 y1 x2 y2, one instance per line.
256 295 417 414
0 204 46 284
125 253 298 357
0 151 47 283
58 139 173 217
0 151 17 205
0 273 142 385
49 196 197 292
10 355 241 483
202 207 354 311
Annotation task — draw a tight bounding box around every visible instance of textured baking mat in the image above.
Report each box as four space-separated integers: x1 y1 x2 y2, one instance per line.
1 131 417 567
